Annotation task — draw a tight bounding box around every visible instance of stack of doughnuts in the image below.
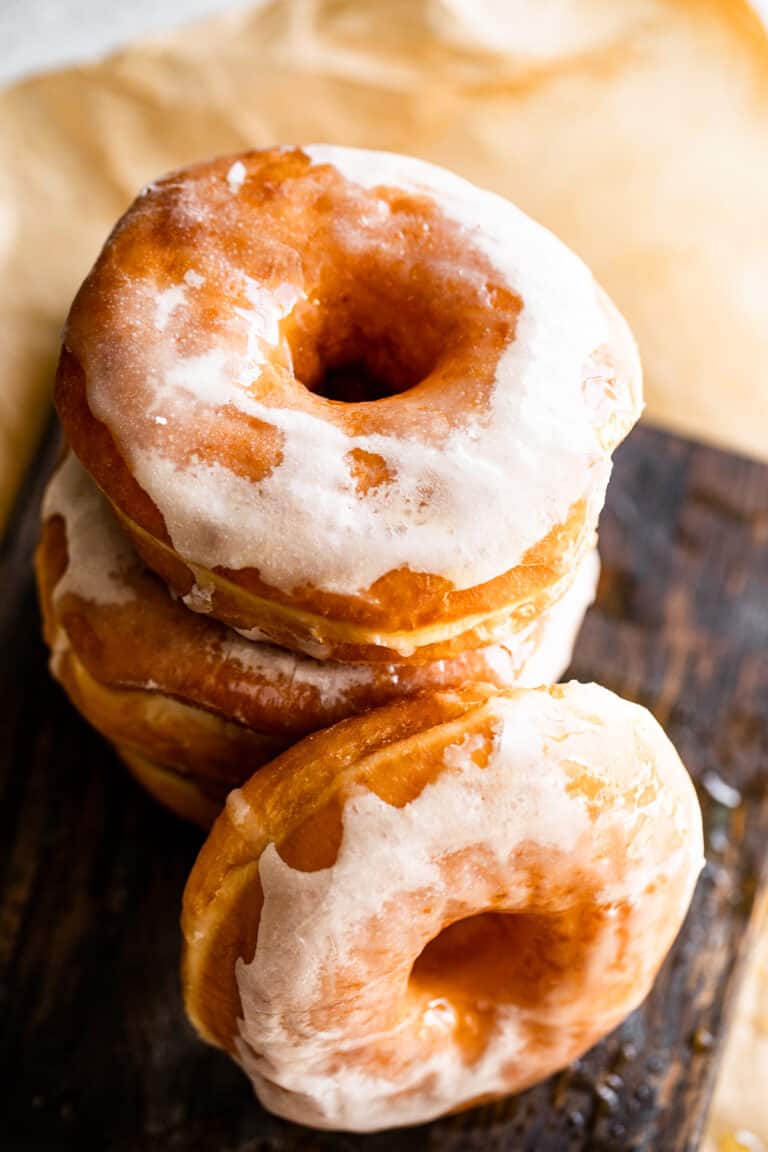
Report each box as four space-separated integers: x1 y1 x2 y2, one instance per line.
36 452 599 827
39 147 703 1130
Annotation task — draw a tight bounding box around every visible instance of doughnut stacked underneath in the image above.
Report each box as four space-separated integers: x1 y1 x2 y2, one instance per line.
39 147 703 1131
41 142 641 824
36 452 599 826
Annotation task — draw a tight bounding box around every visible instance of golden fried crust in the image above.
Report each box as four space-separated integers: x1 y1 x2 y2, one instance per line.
115 494 592 662
35 513 537 730
180 680 702 1129
53 645 279 795
53 147 634 660
182 685 495 1049
35 456 597 826
55 319 591 659
35 462 592 785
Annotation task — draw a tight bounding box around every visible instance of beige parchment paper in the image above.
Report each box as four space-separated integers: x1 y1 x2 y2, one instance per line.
4 0 768 528
0 2 767 1147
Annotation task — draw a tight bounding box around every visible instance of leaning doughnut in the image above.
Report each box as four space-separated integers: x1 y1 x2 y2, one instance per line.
182 682 703 1131
55 145 641 662
36 453 599 823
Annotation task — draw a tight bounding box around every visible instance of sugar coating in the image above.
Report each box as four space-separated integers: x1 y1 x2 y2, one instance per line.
513 547 599 686
43 453 136 607
233 683 703 1130
227 161 246 192
83 147 642 596
217 632 378 708
44 457 593 712
235 624 280 645
182 582 215 613
136 275 301 428
154 284 186 332
49 628 71 678
44 457 378 706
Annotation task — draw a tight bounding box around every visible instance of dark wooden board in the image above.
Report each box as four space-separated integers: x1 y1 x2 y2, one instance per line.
1 422 768 1152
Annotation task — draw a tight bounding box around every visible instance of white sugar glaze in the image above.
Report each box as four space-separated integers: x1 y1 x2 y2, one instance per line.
231 683 702 1130
43 452 136 608
81 147 642 596
226 160 246 192
43 456 597 711
511 545 598 687
43 456 379 706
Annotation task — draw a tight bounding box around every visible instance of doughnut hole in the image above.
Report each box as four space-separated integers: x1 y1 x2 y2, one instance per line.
289 273 449 403
409 899 613 1061
285 188 521 406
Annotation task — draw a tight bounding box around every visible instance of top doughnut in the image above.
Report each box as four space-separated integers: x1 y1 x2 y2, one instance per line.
55 146 641 662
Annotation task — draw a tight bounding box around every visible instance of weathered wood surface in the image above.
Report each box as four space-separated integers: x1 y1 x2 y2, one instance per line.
1 422 767 1152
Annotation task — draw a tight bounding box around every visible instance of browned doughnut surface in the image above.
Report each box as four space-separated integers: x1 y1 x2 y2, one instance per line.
55 146 639 660
36 454 598 823
182 683 702 1131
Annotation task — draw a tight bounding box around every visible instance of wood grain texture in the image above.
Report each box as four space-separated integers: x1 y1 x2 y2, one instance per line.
1 422 767 1152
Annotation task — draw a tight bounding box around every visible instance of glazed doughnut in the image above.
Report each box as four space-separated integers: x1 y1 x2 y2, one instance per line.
36 453 599 823
55 145 641 662
182 682 702 1131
